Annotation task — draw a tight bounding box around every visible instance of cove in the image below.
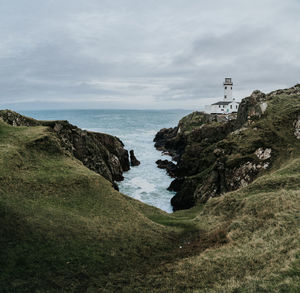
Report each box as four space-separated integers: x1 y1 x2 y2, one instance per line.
20 109 191 212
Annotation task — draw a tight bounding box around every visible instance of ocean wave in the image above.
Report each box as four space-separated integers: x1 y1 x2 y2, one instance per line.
130 177 156 193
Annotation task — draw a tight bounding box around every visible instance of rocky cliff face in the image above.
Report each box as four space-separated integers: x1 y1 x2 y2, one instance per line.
0 110 130 187
154 84 300 210
154 111 236 161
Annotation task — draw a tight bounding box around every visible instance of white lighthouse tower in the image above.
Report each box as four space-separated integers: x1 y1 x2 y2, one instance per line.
204 77 240 114
223 77 233 101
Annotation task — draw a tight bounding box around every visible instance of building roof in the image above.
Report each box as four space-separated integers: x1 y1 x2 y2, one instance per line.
212 101 238 106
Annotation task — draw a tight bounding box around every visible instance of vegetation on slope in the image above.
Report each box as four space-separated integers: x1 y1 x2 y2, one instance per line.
0 121 177 291
0 109 130 186
135 156 300 292
154 85 300 211
0 85 300 292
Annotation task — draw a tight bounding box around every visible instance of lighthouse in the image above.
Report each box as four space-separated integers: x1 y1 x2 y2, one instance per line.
223 77 233 101
204 78 240 114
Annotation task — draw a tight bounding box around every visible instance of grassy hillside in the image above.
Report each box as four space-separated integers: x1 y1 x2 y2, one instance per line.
0 121 179 291
0 91 300 292
134 157 300 292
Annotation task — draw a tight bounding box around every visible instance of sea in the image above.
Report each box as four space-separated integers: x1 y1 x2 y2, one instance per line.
20 109 191 213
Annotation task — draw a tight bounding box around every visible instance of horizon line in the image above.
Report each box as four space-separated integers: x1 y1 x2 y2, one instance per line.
9 108 199 112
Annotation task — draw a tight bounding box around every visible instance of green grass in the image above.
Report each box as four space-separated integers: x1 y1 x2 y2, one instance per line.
125 157 300 292
0 91 300 292
178 111 222 134
0 121 179 291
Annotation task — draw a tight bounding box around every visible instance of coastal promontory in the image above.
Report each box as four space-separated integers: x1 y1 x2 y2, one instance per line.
0 110 130 188
155 84 300 210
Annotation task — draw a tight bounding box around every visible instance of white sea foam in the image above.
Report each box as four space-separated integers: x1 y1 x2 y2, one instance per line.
130 177 156 193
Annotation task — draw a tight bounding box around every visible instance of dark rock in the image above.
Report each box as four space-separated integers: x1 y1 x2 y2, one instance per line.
0 110 130 185
113 182 119 191
170 177 198 211
171 121 235 179
48 121 130 183
168 177 185 192
156 159 177 177
154 128 187 161
130 150 140 166
153 127 182 160
153 112 238 210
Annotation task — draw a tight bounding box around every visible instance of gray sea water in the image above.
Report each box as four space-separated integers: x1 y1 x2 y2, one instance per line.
20 109 191 212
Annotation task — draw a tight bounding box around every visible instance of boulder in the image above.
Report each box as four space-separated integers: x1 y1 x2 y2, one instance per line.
130 150 140 166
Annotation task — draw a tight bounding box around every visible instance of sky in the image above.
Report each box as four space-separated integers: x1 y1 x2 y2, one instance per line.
0 0 299 110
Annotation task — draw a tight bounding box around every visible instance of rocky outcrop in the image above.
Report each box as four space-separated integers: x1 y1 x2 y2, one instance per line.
154 127 183 160
156 159 177 177
236 84 300 128
49 120 130 183
130 150 140 166
0 110 41 126
0 110 130 186
235 90 267 128
154 113 237 210
155 85 300 211
294 115 300 139
154 112 237 162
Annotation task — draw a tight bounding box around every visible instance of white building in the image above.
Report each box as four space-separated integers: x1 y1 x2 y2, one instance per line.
205 78 240 114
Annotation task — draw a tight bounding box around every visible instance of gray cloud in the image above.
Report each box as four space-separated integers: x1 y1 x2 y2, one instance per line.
0 0 299 109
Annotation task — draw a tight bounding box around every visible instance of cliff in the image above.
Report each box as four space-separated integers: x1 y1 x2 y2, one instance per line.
154 84 300 210
0 105 300 292
0 110 130 187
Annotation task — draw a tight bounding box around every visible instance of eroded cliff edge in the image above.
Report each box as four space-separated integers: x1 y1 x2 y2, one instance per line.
154 84 300 210
0 110 130 188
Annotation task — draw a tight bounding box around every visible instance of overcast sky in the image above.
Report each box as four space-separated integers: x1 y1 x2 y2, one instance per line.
0 0 299 110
